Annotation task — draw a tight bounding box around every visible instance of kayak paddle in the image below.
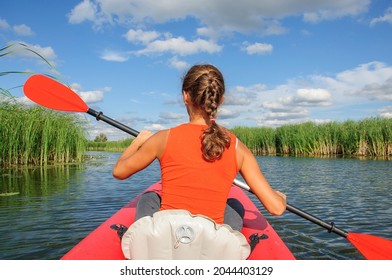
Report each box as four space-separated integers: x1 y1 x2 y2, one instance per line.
234 178 392 260
23 74 139 137
23 74 392 260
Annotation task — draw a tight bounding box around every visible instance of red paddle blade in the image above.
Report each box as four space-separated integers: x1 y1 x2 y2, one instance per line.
23 74 88 113
347 232 392 260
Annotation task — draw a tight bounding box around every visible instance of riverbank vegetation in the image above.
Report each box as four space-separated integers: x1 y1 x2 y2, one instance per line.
231 117 392 158
87 117 391 159
88 138 132 152
0 102 87 165
1 43 87 166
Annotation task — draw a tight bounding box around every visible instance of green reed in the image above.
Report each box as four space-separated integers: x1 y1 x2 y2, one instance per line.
0 102 87 165
87 138 133 152
232 117 392 158
230 126 276 155
1 42 87 165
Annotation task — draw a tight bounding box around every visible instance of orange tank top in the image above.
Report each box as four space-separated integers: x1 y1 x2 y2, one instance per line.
159 123 238 224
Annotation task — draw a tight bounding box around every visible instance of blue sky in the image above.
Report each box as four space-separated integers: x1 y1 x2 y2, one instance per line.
1 0 392 140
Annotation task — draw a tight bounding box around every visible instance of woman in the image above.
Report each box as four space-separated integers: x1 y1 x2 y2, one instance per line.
113 64 286 231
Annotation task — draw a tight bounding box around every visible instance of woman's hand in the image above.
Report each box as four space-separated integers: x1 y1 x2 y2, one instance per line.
275 190 286 201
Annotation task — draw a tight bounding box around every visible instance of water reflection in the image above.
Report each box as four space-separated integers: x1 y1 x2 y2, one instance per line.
1 164 85 197
0 152 161 259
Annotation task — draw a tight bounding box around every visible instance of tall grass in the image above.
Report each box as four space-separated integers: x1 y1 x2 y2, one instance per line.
232 117 392 158
0 102 87 165
230 126 276 155
1 42 87 165
87 138 133 152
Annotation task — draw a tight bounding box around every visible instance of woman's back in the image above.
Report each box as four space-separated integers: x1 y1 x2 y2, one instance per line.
113 64 286 226
160 123 238 223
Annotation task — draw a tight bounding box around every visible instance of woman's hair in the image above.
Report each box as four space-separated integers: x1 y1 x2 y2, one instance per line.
182 64 231 161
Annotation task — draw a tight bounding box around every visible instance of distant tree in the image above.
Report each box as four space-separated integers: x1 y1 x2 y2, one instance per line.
94 133 108 142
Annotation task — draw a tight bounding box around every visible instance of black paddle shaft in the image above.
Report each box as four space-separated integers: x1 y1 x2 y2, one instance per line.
87 108 139 137
286 204 348 238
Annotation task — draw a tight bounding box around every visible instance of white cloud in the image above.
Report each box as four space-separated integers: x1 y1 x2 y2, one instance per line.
1 95 35 107
357 77 392 101
86 121 126 141
68 0 98 24
314 62 392 100
264 109 309 120
13 24 34 36
68 0 371 64
134 37 222 56
217 107 241 120
71 85 111 104
370 7 392 26
295 88 332 106
80 90 105 103
168 56 190 71
0 18 34 37
261 101 290 112
68 0 371 36
259 88 331 117
196 27 216 38
242 42 273 55
0 18 10 30
144 123 166 132
124 29 160 44
251 108 310 127
310 62 392 104
100 50 129 62
69 83 82 91
336 62 391 86
378 106 392 118
223 61 392 126
225 84 267 106
159 112 185 120
302 0 370 23
224 94 253 106
123 28 222 57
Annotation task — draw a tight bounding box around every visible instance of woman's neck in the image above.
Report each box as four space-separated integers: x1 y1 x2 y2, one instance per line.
185 104 210 125
188 116 207 125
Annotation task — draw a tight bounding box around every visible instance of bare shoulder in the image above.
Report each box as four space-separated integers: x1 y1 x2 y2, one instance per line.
153 129 170 140
236 138 252 155
235 139 253 170
150 129 170 158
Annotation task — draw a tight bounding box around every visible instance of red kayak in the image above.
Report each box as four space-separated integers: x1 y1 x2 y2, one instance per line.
61 181 295 260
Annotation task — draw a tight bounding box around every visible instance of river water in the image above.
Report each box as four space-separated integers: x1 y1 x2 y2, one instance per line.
0 152 391 260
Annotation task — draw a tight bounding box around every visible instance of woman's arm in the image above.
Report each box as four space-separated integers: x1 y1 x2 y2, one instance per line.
112 130 167 180
236 140 286 215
